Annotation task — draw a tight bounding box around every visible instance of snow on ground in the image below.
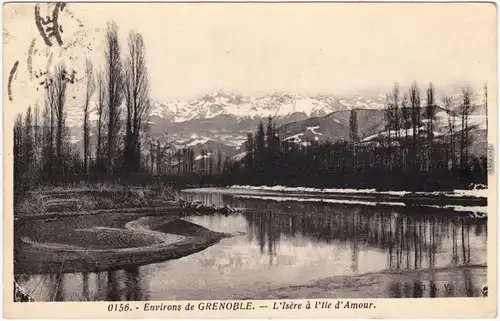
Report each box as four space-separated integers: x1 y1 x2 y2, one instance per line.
231 185 378 194
423 204 487 215
284 133 304 143
195 153 212 161
232 151 247 161
228 189 487 215
415 189 488 199
362 128 442 142
434 111 487 131
232 194 487 215
229 185 488 199
306 126 322 135
233 195 406 207
226 139 247 147
186 138 209 147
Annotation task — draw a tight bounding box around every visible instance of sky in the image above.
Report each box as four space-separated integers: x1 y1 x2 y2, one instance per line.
3 2 497 111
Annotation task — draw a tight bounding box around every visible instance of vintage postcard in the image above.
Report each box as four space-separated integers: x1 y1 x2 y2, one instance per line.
3 2 498 319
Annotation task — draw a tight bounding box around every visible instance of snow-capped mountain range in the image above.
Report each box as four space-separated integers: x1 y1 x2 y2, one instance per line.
67 88 485 129
149 89 387 123
66 89 487 160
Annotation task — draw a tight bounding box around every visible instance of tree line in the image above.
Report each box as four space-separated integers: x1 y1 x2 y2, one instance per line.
219 82 487 191
13 20 489 201
14 22 156 202
144 139 230 187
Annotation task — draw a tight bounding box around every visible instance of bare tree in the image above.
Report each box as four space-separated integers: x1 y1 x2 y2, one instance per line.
54 64 68 162
383 93 393 169
401 93 411 138
400 93 411 170
44 73 56 180
14 113 24 202
390 83 401 169
23 106 34 185
33 103 41 170
425 82 437 170
123 30 151 173
216 150 222 174
45 63 68 181
382 83 401 171
391 83 401 140
443 96 456 168
148 137 155 174
459 86 476 170
83 59 96 179
42 91 54 180
156 139 162 175
95 67 107 171
349 109 359 143
408 82 421 169
104 21 123 179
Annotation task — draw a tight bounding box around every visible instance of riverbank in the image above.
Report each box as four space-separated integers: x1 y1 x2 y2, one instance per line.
228 185 488 206
14 187 239 222
181 185 487 216
14 186 178 216
250 265 487 299
14 186 238 276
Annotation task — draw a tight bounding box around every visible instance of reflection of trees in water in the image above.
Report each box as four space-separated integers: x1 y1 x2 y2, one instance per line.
387 267 479 298
103 267 147 301
54 274 65 301
40 266 147 301
241 200 486 272
107 270 120 301
82 272 89 301
37 274 66 301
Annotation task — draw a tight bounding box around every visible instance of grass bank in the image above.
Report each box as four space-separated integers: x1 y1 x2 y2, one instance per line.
15 184 179 216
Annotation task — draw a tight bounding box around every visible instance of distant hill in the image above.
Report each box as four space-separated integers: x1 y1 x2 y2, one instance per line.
277 106 486 148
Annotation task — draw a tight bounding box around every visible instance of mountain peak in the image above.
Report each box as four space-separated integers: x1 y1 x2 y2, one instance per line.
149 91 390 123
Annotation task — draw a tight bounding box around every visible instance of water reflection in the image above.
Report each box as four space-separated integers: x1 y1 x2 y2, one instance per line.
386 266 482 298
242 209 484 271
181 192 486 272
18 191 487 301
23 267 148 301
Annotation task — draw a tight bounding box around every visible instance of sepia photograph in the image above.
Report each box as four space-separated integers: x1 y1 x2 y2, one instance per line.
3 2 497 318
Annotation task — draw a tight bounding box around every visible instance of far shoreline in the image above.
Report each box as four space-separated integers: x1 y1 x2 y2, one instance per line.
182 185 488 210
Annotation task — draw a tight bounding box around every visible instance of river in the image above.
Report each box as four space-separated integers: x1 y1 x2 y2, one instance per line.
16 188 487 301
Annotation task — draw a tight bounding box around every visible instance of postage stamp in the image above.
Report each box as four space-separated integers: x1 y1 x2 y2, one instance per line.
3 2 497 319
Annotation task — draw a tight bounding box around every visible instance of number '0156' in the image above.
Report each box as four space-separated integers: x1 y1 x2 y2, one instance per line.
108 303 131 312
